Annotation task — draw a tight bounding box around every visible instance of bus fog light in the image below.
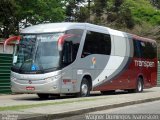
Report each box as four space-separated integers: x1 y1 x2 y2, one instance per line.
53 85 57 89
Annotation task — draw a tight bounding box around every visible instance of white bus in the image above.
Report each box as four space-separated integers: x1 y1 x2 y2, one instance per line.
4 23 157 99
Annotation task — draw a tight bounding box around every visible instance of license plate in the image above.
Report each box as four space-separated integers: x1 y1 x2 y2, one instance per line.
26 86 35 90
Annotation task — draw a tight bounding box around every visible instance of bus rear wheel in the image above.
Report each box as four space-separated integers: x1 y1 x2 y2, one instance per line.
37 94 49 99
77 78 90 97
128 77 143 93
136 77 144 92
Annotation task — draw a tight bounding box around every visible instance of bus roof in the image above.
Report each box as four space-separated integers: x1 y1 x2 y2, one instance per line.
131 34 156 43
21 22 85 34
20 22 156 43
20 22 124 37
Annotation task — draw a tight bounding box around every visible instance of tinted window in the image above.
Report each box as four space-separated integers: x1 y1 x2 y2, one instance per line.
133 39 157 59
133 40 141 58
61 29 83 66
82 31 111 57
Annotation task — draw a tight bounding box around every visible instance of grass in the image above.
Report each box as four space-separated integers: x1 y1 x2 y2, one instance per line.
0 96 109 111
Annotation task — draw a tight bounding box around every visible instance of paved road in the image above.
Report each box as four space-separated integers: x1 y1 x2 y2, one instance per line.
56 100 160 120
0 91 101 107
0 87 160 120
0 88 158 107
92 100 160 114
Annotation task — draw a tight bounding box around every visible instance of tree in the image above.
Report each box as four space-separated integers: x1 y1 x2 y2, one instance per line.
18 0 65 26
65 0 76 21
91 0 107 23
0 0 65 38
107 0 134 29
113 0 123 12
93 0 107 17
150 0 160 9
65 0 85 22
76 7 89 22
118 2 135 28
0 0 19 38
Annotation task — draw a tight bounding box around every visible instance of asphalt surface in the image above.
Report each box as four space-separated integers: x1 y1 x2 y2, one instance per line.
94 100 160 114
0 87 160 120
55 100 160 120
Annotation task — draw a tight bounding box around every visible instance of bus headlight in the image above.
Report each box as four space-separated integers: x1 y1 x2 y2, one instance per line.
45 74 61 82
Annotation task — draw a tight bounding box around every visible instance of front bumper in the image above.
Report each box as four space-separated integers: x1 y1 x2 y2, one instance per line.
11 79 60 94
10 71 61 94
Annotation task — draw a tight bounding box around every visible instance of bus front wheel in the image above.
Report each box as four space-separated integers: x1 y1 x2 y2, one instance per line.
77 78 90 97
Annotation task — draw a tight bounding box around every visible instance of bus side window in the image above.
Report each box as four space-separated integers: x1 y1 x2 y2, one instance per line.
133 39 157 59
142 42 157 59
61 29 83 67
82 31 111 58
62 41 73 65
133 40 142 58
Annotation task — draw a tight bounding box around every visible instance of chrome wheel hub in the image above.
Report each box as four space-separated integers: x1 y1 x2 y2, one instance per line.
81 84 88 96
138 81 142 92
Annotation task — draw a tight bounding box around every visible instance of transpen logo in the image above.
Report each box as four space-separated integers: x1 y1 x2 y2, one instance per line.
134 60 155 68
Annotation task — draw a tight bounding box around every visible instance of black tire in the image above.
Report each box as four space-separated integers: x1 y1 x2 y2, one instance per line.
128 77 143 93
77 78 90 97
101 90 115 95
37 94 49 99
136 77 144 92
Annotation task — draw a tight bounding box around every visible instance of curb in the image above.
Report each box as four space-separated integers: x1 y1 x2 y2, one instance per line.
20 97 160 120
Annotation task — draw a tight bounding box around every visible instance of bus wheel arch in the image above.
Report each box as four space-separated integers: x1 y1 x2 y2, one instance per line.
78 75 92 97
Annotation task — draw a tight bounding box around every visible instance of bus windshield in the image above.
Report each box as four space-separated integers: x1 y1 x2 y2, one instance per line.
12 33 63 73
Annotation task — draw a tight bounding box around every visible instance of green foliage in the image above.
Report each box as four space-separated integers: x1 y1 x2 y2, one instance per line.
91 0 107 24
124 0 160 26
76 7 89 22
100 0 135 29
88 0 160 29
19 0 65 25
0 0 160 42
0 0 19 38
65 0 85 21
0 0 65 38
93 0 107 17
150 0 160 9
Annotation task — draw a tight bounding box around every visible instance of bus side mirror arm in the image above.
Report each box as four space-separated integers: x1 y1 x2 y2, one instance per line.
3 36 20 53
